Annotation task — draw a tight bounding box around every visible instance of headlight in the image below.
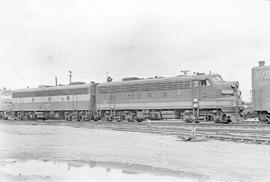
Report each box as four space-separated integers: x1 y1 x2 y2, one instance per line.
221 89 234 95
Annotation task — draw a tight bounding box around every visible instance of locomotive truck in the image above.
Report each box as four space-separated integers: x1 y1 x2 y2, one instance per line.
10 73 243 123
252 61 270 123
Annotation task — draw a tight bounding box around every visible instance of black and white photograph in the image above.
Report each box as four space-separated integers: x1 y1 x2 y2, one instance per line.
0 0 270 181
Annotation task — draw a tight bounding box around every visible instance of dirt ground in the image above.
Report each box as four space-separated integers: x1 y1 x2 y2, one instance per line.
0 121 270 182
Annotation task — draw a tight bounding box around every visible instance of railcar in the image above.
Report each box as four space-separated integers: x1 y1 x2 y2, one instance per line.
11 83 96 121
252 61 270 123
96 74 243 123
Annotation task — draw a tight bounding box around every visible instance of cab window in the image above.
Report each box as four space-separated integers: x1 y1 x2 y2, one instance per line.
201 79 211 86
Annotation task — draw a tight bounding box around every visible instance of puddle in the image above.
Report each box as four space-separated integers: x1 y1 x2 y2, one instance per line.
0 160 206 182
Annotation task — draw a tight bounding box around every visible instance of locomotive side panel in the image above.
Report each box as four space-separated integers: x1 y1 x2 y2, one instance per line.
11 84 93 120
12 95 90 111
96 89 193 110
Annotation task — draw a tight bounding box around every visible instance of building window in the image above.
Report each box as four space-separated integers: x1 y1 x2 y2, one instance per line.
66 96 70 101
147 92 152 98
32 98 35 103
137 93 141 99
48 97 51 101
61 97 64 102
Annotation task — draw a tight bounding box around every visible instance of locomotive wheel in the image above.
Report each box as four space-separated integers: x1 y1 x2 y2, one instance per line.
258 114 265 122
136 118 143 122
132 116 138 122
184 119 192 123
258 114 270 123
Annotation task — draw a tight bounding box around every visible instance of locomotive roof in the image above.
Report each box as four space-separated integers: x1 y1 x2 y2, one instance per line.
12 83 91 93
98 74 219 87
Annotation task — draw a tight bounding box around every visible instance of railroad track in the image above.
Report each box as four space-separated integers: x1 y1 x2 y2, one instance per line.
59 120 270 145
82 121 270 145
2 120 270 145
107 125 270 145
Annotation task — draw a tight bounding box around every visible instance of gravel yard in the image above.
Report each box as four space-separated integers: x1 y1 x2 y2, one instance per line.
0 121 270 182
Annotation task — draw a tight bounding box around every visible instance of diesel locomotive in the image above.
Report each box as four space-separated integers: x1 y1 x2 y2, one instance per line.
12 83 96 121
96 74 242 123
10 73 243 123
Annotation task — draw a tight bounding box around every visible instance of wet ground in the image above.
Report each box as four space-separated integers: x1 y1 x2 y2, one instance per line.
0 160 197 182
0 120 270 182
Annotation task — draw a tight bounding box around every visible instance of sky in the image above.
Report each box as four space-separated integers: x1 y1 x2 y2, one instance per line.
0 0 270 101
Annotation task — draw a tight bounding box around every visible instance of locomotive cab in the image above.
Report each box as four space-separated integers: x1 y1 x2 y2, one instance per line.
188 74 242 123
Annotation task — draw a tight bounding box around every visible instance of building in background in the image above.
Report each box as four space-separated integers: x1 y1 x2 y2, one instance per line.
0 88 12 117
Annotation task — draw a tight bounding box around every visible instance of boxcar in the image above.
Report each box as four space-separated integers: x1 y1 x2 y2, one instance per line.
12 83 96 121
252 61 270 123
96 74 243 123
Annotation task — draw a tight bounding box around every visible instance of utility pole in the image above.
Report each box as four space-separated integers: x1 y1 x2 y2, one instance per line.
68 71 72 84
181 70 190 76
55 77 58 86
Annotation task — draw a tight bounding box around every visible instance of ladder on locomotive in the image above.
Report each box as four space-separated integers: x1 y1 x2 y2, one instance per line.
191 80 200 120
110 108 116 120
192 98 199 119
72 95 78 119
